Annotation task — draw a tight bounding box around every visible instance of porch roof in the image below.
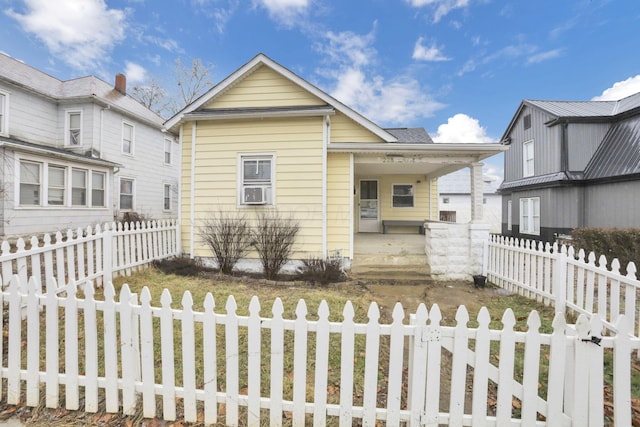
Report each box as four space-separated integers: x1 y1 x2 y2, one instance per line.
328 142 507 177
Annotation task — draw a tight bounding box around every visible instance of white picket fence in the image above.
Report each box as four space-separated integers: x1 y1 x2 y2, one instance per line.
0 219 179 291
1 274 638 426
487 235 640 339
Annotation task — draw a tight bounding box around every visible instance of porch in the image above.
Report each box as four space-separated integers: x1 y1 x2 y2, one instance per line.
350 232 430 278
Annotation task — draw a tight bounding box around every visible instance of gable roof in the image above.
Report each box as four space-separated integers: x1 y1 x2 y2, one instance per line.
164 53 397 142
0 53 165 128
584 114 640 180
501 91 640 142
385 127 433 143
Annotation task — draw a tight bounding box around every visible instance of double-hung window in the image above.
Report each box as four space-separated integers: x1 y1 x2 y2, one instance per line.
164 139 172 165
20 161 41 205
91 172 105 207
164 184 171 210
122 122 134 155
66 111 82 146
520 197 540 235
0 91 8 135
47 165 65 206
240 155 273 205
392 184 414 208
72 169 87 206
120 178 134 210
523 140 534 177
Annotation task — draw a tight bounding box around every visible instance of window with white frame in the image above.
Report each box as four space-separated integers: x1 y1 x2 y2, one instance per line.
91 172 105 207
523 140 534 177
66 111 82 146
122 122 134 154
392 184 414 208
0 91 8 135
507 200 513 231
240 155 273 205
519 197 540 235
120 178 134 210
72 169 87 206
20 161 41 205
164 184 171 210
164 138 172 165
47 165 65 206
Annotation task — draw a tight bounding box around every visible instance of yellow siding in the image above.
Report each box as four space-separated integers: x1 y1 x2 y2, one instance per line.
189 116 324 258
330 112 385 143
207 65 325 109
429 178 439 220
327 153 352 257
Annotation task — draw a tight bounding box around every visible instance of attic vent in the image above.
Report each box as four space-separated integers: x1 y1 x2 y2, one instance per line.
523 114 531 130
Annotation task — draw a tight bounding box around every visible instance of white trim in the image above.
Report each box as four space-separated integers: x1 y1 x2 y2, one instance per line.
164 54 397 142
391 183 415 208
237 152 276 208
349 153 354 259
523 139 534 178
519 196 540 235
163 138 173 165
328 142 507 156
507 200 512 231
190 122 196 258
118 176 135 211
321 115 330 257
182 107 335 121
0 89 10 136
121 120 135 156
64 109 83 146
176 125 183 254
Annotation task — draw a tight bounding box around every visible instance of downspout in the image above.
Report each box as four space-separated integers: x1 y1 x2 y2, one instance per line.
176 125 183 254
189 122 196 258
349 153 354 260
322 115 329 258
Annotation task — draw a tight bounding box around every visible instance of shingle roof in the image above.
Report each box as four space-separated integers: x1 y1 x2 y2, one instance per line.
584 115 640 179
0 53 164 127
384 128 433 143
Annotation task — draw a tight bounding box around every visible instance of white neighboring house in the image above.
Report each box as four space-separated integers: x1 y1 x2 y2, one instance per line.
0 53 179 238
438 170 502 233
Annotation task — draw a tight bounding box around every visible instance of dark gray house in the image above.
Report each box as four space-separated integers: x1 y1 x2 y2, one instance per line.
499 92 640 242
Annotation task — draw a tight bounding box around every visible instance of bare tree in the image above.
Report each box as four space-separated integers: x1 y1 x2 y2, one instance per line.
130 77 171 116
173 57 214 108
251 210 299 280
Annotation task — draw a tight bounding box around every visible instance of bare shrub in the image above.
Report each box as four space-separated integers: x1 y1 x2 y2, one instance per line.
251 210 299 280
199 211 251 274
296 256 345 285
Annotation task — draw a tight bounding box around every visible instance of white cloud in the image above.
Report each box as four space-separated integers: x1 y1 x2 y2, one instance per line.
5 0 127 71
412 37 450 62
253 0 310 27
406 0 470 23
458 43 539 76
592 75 640 101
526 48 564 65
432 113 495 144
124 61 146 83
191 0 239 33
315 28 444 126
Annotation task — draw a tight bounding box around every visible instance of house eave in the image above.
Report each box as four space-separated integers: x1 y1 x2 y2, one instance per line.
328 142 507 158
0 137 120 168
181 106 336 121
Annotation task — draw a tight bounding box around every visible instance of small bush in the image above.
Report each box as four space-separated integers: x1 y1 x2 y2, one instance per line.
117 211 150 227
153 256 207 277
571 228 640 272
296 256 346 285
199 211 251 275
251 210 299 280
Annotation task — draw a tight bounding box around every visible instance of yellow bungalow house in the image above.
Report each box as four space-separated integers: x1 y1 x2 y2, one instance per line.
165 54 506 279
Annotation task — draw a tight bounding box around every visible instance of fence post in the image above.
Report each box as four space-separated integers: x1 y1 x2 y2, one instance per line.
553 246 567 315
103 224 113 285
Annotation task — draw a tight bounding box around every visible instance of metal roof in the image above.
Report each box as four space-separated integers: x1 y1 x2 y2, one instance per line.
525 92 640 119
0 53 165 127
384 128 434 143
498 172 571 190
584 114 640 179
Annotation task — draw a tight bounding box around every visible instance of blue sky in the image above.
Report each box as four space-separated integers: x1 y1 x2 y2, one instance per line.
1 0 640 182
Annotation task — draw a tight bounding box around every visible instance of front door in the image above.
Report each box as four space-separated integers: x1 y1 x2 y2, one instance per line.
358 179 379 232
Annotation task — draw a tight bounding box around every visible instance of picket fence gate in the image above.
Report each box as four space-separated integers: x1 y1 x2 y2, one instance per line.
0 219 179 292
1 274 637 426
487 235 640 339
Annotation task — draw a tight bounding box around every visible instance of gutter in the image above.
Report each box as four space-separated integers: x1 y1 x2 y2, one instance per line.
322 115 329 258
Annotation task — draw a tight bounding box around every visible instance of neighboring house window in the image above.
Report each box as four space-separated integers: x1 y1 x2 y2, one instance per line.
440 211 456 222
66 111 82 146
442 197 450 204
19 161 41 205
72 169 87 206
164 139 172 165
523 140 534 177
240 155 273 205
122 122 134 154
483 197 487 204
0 91 8 135
523 114 531 130
507 200 512 231
392 184 414 208
120 178 134 210
520 197 540 235
91 172 105 207
164 184 171 210
47 165 65 206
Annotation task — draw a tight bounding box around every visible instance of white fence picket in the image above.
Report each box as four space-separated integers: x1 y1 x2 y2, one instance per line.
160 289 177 421
471 308 490 427
247 296 261 427
120 284 136 415
270 298 285 427
339 302 355 427
25 276 40 406
361 302 381 427
495 309 515 427
64 279 80 410
203 293 218 425
225 296 240 427
313 301 330 427
449 306 470 427
521 311 541 424
292 299 309 427
83 281 99 413
182 291 197 422
386 303 405 426
139 287 156 419
424 304 442 427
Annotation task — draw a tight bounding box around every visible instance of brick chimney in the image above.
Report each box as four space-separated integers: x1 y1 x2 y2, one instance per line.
115 73 126 95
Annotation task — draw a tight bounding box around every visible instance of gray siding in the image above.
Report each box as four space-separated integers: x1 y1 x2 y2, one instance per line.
503 106 561 182
584 181 640 228
1 82 57 146
567 123 610 171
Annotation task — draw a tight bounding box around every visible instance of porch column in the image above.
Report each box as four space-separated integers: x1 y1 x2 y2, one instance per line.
470 162 484 222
